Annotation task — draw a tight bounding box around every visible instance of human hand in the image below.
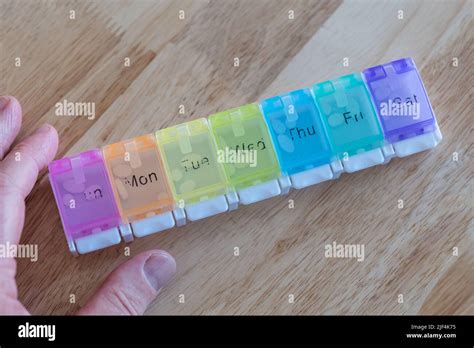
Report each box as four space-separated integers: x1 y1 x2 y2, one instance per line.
0 96 176 315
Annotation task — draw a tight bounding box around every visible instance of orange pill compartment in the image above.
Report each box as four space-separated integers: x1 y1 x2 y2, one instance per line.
102 134 175 223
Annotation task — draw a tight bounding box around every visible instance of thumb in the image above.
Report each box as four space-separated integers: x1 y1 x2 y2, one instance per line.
77 250 176 315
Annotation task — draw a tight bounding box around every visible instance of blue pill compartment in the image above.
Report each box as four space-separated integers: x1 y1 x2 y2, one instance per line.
260 88 335 175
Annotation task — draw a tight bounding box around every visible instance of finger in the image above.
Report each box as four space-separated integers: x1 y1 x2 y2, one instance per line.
78 250 176 315
0 124 58 245
0 96 22 161
0 255 30 315
0 258 30 314
0 96 24 311
0 123 58 306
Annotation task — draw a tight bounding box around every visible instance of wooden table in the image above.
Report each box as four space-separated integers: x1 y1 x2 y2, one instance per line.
1 0 472 315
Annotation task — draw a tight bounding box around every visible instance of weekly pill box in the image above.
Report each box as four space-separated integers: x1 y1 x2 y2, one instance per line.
49 57 442 255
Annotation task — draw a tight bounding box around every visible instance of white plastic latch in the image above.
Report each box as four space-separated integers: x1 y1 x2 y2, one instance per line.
75 227 121 254
393 126 442 157
342 148 385 173
290 164 334 189
185 195 229 221
237 180 281 205
131 212 175 237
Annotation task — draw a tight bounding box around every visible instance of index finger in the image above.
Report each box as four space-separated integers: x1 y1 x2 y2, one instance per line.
0 121 58 245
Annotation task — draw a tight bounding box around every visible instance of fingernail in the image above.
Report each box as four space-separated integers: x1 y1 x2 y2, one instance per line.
0 96 11 111
35 123 52 134
143 252 176 291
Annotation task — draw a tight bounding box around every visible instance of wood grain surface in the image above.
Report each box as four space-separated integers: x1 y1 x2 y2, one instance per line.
1 0 472 315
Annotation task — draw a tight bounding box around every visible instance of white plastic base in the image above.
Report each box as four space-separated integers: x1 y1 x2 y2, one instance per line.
75 227 121 254
185 195 229 221
238 180 281 205
342 148 385 173
131 212 175 237
393 127 442 157
68 126 442 255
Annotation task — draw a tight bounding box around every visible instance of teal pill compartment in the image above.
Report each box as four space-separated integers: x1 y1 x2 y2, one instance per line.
260 88 334 176
312 73 384 158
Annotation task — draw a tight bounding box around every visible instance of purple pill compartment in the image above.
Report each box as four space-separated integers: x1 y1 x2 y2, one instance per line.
363 58 437 143
48 149 122 249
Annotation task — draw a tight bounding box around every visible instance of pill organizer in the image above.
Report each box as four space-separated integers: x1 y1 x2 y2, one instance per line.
48 57 442 255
